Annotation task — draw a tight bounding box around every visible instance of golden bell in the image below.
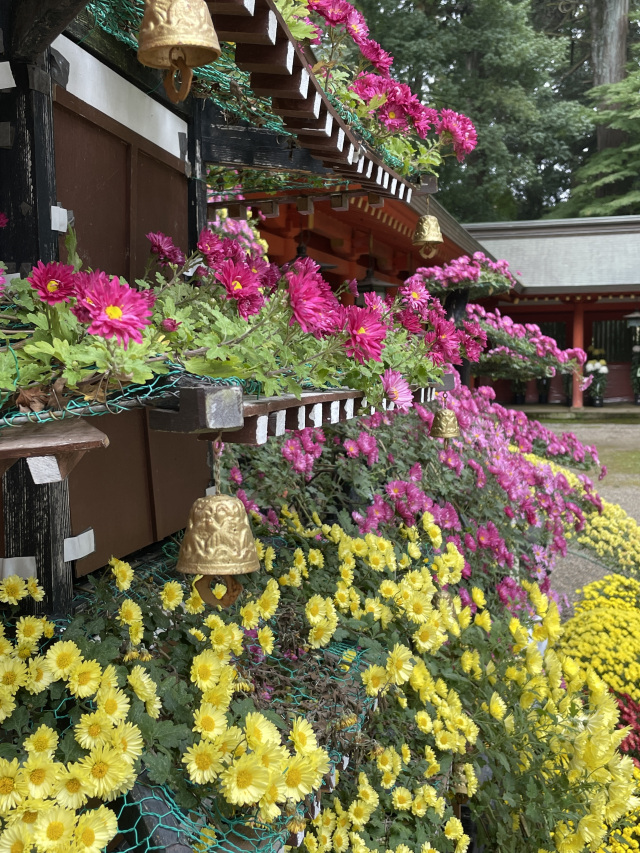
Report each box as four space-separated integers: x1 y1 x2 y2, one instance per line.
412 214 443 260
430 407 460 441
137 0 221 103
177 494 260 607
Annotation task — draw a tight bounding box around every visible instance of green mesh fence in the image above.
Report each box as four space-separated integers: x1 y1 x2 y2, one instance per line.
0 365 262 432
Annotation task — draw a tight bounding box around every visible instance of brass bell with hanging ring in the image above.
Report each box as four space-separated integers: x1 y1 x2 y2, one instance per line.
429 392 460 449
177 494 261 607
412 214 444 260
137 0 221 104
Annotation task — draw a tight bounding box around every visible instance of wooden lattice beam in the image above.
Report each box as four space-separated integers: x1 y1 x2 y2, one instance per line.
11 0 89 61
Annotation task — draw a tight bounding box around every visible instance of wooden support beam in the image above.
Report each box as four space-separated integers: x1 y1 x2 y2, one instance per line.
272 92 322 119
207 0 255 14
201 125 327 174
234 40 295 75
11 0 88 61
251 67 309 99
213 10 278 44
147 386 244 433
283 112 334 137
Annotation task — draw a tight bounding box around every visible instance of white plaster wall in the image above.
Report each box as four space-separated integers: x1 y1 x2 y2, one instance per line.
51 34 188 161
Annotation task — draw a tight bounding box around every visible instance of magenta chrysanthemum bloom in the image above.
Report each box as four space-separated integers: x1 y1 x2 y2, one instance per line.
381 368 413 412
436 109 478 161
309 0 351 25
0 213 8 228
345 9 369 43
85 277 152 347
72 269 112 322
400 279 429 310
28 260 76 305
344 306 387 364
215 259 264 319
161 318 181 332
359 39 393 75
197 228 224 267
286 261 340 336
146 231 186 266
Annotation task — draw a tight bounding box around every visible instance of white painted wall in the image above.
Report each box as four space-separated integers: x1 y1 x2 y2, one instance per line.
51 34 188 161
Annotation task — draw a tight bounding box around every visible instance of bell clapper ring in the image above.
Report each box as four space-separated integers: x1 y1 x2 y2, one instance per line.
163 50 193 104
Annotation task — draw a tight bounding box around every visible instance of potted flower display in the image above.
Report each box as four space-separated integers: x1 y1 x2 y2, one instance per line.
584 357 609 406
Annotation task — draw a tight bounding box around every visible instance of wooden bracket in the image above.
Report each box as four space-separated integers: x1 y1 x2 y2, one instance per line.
146 385 244 434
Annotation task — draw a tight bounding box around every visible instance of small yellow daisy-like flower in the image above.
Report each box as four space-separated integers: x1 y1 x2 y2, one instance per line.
33 806 76 853
190 651 222 692
0 658 28 694
183 739 224 785
78 745 128 799
16 616 44 646
257 580 280 619
240 601 260 630
361 665 387 697
109 557 134 591
471 587 486 608
391 787 412 811
24 724 59 757
220 752 270 805
257 626 274 656
68 659 103 699
129 621 144 646
0 757 21 811
474 610 492 632
0 821 32 853
245 712 280 749
54 763 91 810
291 717 318 755
185 588 205 614
212 584 227 600
160 581 184 611
0 685 16 722
117 599 143 627
489 691 507 721
193 703 227 741
75 806 118 853
0 575 28 605
111 721 144 764
96 686 130 724
75 711 114 751
17 755 61 799
308 549 324 568
444 817 464 840
26 577 45 602
385 644 414 685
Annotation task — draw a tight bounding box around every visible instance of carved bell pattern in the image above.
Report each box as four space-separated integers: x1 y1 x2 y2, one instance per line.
137 0 221 103
177 494 260 607
412 214 443 259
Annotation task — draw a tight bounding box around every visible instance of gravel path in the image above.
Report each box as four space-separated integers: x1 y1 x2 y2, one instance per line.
546 422 640 612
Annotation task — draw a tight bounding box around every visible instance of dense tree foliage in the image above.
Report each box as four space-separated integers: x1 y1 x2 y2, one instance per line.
356 0 639 221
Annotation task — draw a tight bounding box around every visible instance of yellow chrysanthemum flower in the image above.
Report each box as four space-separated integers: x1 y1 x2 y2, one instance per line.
0 758 21 812
46 641 82 682
281 755 317 801
109 557 134 591
291 718 318 755
117 599 143 627
0 576 28 606
74 806 118 853
33 806 76 853
111 721 144 764
68 659 102 699
0 822 32 853
75 711 114 751
24 725 58 758
17 756 60 799
160 581 184 611
78 745 129 799
54 763 91 810
220 753 269 805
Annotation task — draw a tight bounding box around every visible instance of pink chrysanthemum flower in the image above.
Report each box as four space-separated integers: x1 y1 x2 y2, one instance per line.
146 231 185 266
381 369 413 412
287 269 337 335
400 279 429 310
72 269 112 322
344 306 387 364
215 259 264 319
0 213 8 228
28 260 76 305
85 277 152 347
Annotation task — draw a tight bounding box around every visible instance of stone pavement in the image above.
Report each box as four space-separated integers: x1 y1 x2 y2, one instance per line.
545 422 640 613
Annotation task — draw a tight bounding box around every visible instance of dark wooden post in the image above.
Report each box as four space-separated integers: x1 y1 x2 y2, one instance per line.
0 9 76 616
444 289 471 388
2 459 72 616
188 99 209 252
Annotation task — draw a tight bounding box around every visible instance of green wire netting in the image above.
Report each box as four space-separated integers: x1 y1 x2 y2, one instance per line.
34 541 370 853
83 0 409 176
0 364 262 432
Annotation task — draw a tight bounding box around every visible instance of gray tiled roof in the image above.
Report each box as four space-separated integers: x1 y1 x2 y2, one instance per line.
464 216 640 293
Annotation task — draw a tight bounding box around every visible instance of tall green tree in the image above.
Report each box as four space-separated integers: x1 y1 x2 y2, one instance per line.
357 0 593 221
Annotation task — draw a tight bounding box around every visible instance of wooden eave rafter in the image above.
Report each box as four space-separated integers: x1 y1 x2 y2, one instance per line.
206 0 416 201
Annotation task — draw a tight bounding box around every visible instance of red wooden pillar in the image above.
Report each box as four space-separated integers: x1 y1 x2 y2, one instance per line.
572 302 585 409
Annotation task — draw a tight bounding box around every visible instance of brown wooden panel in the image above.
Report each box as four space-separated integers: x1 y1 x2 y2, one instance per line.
53 102 129 277
69 411 155 576
133 150 189 281
145 415 210 541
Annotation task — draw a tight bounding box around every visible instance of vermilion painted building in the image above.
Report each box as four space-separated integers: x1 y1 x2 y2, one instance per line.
466 216 640 406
